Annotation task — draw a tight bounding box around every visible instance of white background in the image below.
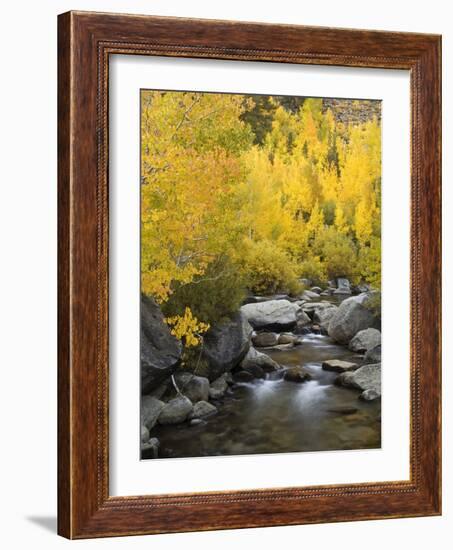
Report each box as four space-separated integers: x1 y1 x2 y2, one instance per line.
110 57 410 495
0 0 450 548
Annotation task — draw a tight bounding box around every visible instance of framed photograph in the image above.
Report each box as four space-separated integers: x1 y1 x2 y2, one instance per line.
58 11 441 538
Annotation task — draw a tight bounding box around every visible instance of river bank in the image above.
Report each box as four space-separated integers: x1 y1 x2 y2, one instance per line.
141 280 382 459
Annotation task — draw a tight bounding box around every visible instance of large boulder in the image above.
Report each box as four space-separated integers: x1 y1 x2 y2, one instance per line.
328 294 378 344
202 312 252 381
240 346 280 373
174 372 210 403
141 396 165 430
336 363 381 398
240 299 299 331
158 396 193 425
349 328 381 353
313 306 338 330
141 295 182 394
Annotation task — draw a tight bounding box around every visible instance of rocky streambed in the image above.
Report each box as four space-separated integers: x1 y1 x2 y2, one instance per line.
141 280 382 460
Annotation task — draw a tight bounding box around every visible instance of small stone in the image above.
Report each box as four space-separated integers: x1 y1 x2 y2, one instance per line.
174 372 210 403
252 332 279 347
310 286 322 294
141 437 160 459
141 396 165 430
189 400 217 419
278 333 296 344
283 366 311 383
209 374 229 399
141 425 150 443
322 359 359 373
189 418 204 426
233 370 255 383
364 344 381 363
326 407 358 415
359 389 380 401
158 396 193 425
243 364 266 379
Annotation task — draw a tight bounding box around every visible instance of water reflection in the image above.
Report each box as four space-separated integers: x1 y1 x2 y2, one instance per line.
151 334 381 458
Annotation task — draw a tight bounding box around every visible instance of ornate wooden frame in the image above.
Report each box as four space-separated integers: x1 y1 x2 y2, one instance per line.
58 10 442 539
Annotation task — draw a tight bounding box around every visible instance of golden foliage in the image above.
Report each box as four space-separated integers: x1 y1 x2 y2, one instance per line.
141 91 382 343
165 307 210 347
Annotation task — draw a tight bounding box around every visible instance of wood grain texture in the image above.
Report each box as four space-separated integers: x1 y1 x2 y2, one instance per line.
57 10 442 539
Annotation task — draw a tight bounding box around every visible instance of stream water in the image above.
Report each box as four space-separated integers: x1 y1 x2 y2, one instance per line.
152 333 381 459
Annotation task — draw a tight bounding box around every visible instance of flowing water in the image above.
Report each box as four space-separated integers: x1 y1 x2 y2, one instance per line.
151 333 381 459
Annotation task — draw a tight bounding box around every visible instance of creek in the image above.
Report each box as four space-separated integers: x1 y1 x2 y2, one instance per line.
152 332 381 458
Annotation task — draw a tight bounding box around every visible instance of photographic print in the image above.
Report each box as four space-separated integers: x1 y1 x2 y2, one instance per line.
140 90 382 460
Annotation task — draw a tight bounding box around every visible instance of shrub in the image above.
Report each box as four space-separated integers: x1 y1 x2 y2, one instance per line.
162 256 246 328
239 239 302 295
312 226 358 281
364 291 381 323
357 237 381 289
298 255 327 286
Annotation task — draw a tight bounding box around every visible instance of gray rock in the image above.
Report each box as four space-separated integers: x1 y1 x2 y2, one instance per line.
365 344 382 363
189 400 217 419
336 363 381 396
233 370 255 383
356 284 370 294
328 294 378 344
310 286 323 294
141 437 160 459
141 396 165 430
359 389 380 401
241 347 280 372
296 309 311 326
243 294 290 304
272 343 296 350
202 312 252 381
240 300 299 330
301 290 321 301
313 306 338 330
322 359 359 373
302 301 336 317
278 333 297 344
158 396 193 425
243 364 266 379
252 332 279 347
174 372 210 403
334 277 352 295
299 278 312 287
141 425 150 443
146 379 171 400
209 373 229 399
349 328 381 353
283 366 311 383
189 418 204 426
141 295 182 393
